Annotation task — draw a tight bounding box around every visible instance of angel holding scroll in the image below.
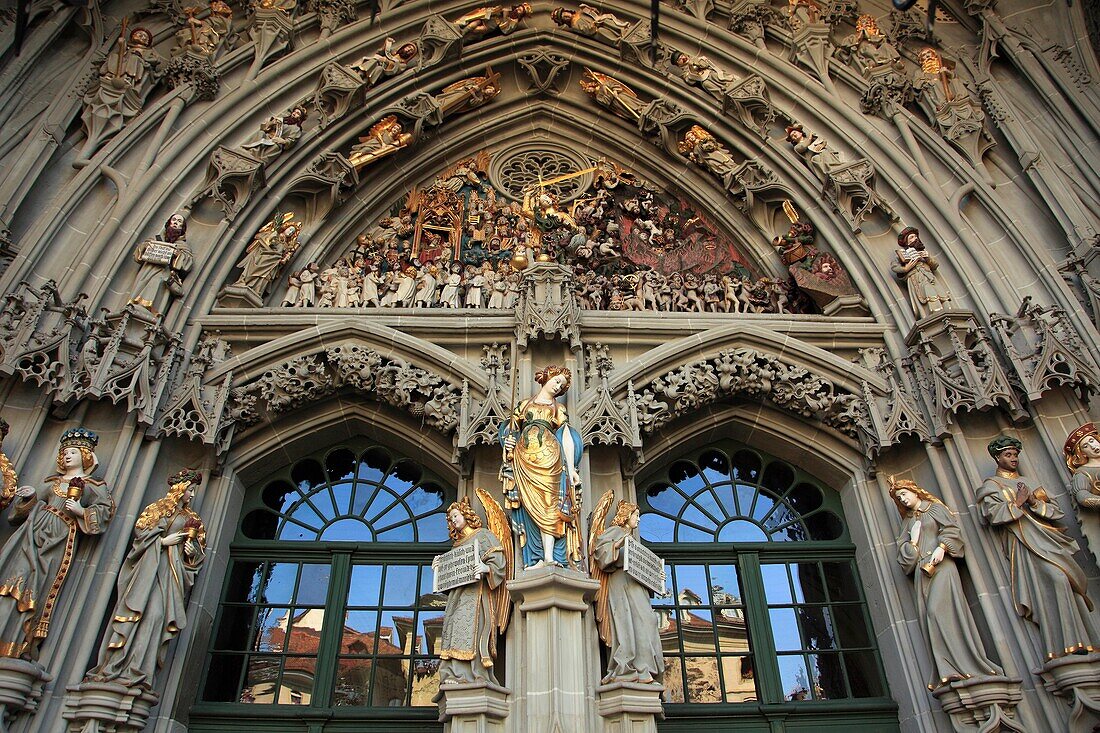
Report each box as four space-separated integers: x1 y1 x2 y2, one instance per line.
438 489 513 685
590 491 665 684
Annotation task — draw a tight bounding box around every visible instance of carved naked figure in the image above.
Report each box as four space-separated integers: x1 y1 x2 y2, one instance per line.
349 38 419 86
979 437 1099 660
87 469 205 689
499 365 583 568
888 477 1003 690
1064 423 1100 565
233 217 301 298
241 106 307 164
130 212 193 316
590 494 665 684
348 115 414 170
438 491 511 685
80 26 165 159
891 226 952 319
0 428 114 659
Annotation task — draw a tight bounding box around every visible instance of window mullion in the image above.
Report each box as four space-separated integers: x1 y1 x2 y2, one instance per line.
738 551 783 704
312 551 352 707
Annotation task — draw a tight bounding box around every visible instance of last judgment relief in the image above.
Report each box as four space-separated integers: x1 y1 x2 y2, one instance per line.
274 152 857 314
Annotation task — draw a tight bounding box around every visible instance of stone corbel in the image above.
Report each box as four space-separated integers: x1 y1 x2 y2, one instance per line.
190 146 266 219
313 62 367 128
163 49 221 103
857 347 931 458
597 681 664 733
287 152 359 220
989 297 1100 403
436 681 510 733
514 263 582 353
1037 653 1100 733
789 22 835 86
62 681 160 733
154 335 233 447
247 6 296 78
0 658 51 732
0 281 87 396
931 675 1026 733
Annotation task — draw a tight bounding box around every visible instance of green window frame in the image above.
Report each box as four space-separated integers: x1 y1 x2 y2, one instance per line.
640 442 899 732
191 441 451 733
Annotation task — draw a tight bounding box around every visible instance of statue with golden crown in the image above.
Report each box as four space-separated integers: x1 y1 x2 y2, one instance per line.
499 365 583 569
1064 422 1100 567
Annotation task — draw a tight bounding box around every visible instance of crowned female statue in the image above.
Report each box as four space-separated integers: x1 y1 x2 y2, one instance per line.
0 428 114 659
1064 422 1100 566
888 477 1003 690
87 469 206 689
499 365 583 569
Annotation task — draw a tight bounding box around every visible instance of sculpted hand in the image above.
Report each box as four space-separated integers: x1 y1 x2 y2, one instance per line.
503 436 517 451
64 499 85 517
908 521 921 545
184 539 197 556
161 531 186 547
15 486 35 499
929 546 945 565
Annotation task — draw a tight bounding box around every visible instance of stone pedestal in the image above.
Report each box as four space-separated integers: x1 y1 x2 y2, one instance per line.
1037 652 1100 733
215 283 264 309
0 658 51 731
436 681 510 733
931 675 1025 733
597 681 664 733
62 680 160 733
507 566 600 733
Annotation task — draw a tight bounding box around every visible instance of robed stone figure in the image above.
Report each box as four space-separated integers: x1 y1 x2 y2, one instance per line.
978 436 1098 660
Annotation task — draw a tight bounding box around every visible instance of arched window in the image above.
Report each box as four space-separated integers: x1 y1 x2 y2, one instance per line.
193 442 451 732
640 443 897 730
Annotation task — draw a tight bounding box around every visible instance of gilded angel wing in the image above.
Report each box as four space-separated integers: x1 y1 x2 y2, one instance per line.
589 489 616 645
475 487 514 633
0 450 18 511
367 114 398 139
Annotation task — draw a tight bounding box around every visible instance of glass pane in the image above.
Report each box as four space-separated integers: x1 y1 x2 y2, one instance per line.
760 564 792 604
678 524 713 542
352 483 379 516
407 485 445 514
717 519 768 542
262 481 299 513
752 489 776 521
790 564 825 604
709 565 741 606
296 564 331 605
204 654 245 702
416 514 449 542
334 657 373 706
263 562 299 604
379 610 414 654
662 657 685 703
639 513 675 542
645 484 684 514
411 661 440 706
711 484 735 519
282 502 325 535
823 562 860 602
241 655 282 703
383 565 419 606
731 450 761 482
321 517 371 541
761 461 794 493
291 458 325 492
392 459 423 487
683 656 721 702
330 482 354 517
375 504 414 533
363 488 399 523
673 566 708 606
371 656 410 706
844 651 884 697
720 655 757 702
287 609 325 654
698 449 730 484
680 609 715 654
326 448 356 484
717 614 750 653
806 511 844 541
342 611 379 655
680 503 717 533
774 520 809 543
253 607 291 652
777 654 812 701
786 482 823 515
241 509 279 540
278 656 317 705
691 487 724 523
224 561 264 603
214 606 255 650
768 608 801 652
834 604 872 648
348 565 383 607
361 446 391 475
798 606 835 650
809 652 847 699
417 611 446 655
377 524 415 541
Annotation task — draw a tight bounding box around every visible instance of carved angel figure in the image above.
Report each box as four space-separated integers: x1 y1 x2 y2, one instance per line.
1064 422 1100 565
579 69 644 121
87 469 205 689
0 428 114 659
888 477 1003 690
499 365 583 569
0 419 17 512
438 489 512 685
590 492 665 684
348 116 413 170
979 436 1099 660
678 125 739 190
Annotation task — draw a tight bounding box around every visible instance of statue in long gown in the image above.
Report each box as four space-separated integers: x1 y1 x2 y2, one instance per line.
590 493 665 684
232 215 301 298
129 212 193 316
86 469 206 689
438 490 512 685
499 365 583 569
887 477 1003 690
0 428 114 659
978 436 1098 660
0 419 18 512
1064 422 1100 565
891 226 953 319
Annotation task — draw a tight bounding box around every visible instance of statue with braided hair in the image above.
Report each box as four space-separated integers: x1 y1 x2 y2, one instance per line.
87 469 205 689
888 476 1002 690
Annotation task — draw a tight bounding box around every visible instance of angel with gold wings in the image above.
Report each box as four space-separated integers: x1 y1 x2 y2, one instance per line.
438 488 513 685
348 115 414 170
590 490 665 684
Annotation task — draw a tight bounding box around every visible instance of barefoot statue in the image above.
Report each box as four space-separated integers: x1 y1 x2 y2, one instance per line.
437 489 512 685
0 428 114 659
590 491 665 684
499 365 583 569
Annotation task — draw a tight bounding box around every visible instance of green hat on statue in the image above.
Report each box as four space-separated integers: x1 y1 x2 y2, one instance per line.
987 435 1022 458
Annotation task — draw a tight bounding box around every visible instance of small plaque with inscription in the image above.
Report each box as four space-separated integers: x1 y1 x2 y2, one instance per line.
140 241 176 266
622 535 666 595
432 538 481 593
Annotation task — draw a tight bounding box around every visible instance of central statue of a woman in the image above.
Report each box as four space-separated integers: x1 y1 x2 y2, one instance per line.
499 365 583 569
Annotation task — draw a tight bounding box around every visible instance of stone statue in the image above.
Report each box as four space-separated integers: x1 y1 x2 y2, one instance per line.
86 469 205 689
0 428 114 659
349 38 419 86
348 115 414 170
0 419 17 512
839 14 902 75
784 123 847 183
240 105 307 164
129 212 193 316
434 70 502 118
499 365 583 569
888 477 1004 690
978 436 1098 660
438 490 511 685
590 493 665 684
454 3 532 39
891 226 953 319
1064 422 1100 565
80 25 165 160
231 215 301 298
551 4 632 45
171 1 234 60
678 125 740 190
914 48 992 166
579 69 645 122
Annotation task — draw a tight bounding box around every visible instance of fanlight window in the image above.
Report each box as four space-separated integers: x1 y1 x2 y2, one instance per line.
641 448 845 543
241 447 449 542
